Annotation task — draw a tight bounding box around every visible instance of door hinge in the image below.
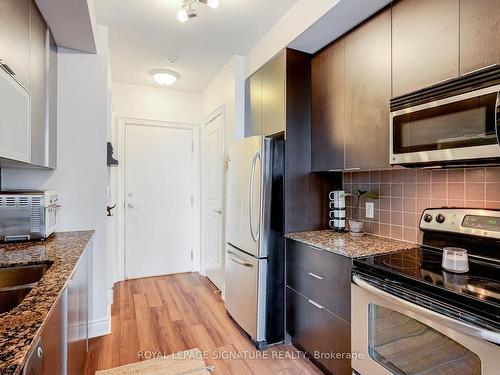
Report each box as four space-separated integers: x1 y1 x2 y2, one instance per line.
190 196 194 206
192 141 194 152
191 250 193 260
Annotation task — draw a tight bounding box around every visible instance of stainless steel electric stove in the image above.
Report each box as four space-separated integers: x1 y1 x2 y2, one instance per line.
351 208 500 375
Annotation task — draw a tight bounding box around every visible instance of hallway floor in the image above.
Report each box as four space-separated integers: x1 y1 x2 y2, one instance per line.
84 272 322 374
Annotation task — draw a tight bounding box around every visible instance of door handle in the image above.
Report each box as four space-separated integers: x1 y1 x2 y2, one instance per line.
495 89 500 145
214 209 222 215
227 251 253 268
249 151 261 241
128 203 134 208
0 63 15 76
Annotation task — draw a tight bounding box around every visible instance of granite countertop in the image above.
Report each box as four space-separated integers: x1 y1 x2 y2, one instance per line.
285 230 416 258
0 231 94 375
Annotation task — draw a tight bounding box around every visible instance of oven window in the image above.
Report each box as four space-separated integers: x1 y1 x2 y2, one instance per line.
368 304 481 375
393 93 497 154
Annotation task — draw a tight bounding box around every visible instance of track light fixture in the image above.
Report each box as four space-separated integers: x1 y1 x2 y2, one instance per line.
177 0 219 22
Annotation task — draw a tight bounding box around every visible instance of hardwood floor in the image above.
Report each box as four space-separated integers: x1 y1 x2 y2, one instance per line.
84 272 322 374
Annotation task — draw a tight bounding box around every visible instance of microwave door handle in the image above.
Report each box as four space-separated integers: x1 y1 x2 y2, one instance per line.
352 274 500 345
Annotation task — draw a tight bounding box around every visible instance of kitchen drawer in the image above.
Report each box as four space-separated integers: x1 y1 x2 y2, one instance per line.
286 239 352 290
286 286 351 375
286 262 351 323
286 239 351 321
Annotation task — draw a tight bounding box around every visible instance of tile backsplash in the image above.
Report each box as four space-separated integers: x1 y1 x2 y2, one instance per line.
343 167 500 244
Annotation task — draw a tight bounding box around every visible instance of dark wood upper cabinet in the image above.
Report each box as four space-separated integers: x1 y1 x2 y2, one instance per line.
245 70 262 137
30 1 48 167
311 39 345 172
459 0 500 75
261 52 285 137
344 8 392 170
392 0 459 96
0 0 31 88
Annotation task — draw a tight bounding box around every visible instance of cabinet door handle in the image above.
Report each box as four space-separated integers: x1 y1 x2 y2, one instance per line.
308 299 325 310
344 167 361 171
307 272 324 280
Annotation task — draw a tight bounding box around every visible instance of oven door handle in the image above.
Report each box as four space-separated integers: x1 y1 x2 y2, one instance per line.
352 274 500 345
495 88 500 145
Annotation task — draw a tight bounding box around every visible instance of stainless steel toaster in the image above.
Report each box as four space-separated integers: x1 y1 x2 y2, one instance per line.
0 190 60 242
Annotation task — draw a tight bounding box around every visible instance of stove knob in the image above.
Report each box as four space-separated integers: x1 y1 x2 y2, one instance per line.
436 213 446 224
423 214 433 223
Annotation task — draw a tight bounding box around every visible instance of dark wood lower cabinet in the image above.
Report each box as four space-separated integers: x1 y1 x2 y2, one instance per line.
286 239 352 375
286 240 351 322
286 287 351 375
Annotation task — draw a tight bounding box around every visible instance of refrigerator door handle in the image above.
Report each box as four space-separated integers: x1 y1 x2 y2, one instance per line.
249 151 260 241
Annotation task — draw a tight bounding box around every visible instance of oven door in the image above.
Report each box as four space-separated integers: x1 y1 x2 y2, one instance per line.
44 205 61 238
390 85 500 166
351 274 500 375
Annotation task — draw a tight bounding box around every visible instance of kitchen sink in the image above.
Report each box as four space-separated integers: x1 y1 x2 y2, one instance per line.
0 262 52 289
0 287 32 314
0 262 52 315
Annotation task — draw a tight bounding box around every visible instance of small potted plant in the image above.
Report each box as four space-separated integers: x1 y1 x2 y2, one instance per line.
345 189 379 237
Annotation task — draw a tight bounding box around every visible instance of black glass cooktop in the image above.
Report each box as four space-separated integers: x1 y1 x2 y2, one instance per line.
354 247 500 310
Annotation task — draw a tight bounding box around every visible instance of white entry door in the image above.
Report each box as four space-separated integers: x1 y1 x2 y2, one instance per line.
202 112 224 290
125 123 193 279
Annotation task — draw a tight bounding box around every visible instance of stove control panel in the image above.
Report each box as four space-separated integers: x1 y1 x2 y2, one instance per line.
419 208 500 240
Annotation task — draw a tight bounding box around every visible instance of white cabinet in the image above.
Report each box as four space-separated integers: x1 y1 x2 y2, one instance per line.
0 66 31 163
0 0 57 168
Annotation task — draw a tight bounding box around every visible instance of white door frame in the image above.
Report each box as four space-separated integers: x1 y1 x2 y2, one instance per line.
200 106 225 284
115 117 200 282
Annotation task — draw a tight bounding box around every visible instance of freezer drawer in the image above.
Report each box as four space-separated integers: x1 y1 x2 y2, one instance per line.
224 244 267 342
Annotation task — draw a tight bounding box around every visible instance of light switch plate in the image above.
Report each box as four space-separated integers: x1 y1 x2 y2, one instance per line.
366 202 375 219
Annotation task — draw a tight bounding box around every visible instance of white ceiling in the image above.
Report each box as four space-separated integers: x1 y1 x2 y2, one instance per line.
95 0 298 92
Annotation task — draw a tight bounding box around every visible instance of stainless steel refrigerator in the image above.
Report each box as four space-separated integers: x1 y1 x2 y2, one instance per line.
225 135 284 348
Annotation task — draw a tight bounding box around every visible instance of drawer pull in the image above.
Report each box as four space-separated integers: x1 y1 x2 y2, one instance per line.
307 272 324 280
308 299 325 310
227 251 253 268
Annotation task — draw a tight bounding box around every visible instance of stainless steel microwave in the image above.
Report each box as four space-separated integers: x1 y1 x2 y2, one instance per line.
390 78 500 167
0 190 60 242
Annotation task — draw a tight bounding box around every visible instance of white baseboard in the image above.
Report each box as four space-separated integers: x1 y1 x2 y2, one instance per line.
89 287 114 338
89 317 111 338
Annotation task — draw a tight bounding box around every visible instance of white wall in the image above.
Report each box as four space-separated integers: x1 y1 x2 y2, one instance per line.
112 82 202 124
245 0 341 76
1 25 111 337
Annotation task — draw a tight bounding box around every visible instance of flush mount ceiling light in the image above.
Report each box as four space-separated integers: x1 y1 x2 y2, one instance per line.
177 0 219 23
151 69 179 86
